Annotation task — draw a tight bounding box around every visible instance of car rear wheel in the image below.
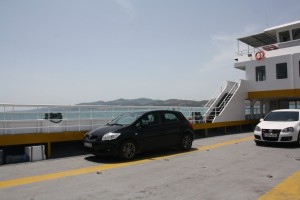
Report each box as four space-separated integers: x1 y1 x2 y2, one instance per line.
180 133 193 151
119 140 137 160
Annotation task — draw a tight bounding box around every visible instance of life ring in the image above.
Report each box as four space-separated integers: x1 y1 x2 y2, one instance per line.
50 119 63 123
44 112 63 123
255 50 265 60
263 45 278 51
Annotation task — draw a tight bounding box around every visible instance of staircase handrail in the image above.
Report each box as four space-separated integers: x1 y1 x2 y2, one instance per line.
204 81 227 108
203 80 240 123
216 80 240 113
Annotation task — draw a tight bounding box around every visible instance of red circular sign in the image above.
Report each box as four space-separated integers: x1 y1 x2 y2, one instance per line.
255 51 265 60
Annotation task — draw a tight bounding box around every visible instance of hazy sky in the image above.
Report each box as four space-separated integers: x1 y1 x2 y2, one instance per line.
1 0 300 104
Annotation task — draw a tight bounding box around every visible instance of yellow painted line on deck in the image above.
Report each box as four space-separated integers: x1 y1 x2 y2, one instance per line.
196 136 253 151
0 136 253 189
258 169 300 200
0 160 150 189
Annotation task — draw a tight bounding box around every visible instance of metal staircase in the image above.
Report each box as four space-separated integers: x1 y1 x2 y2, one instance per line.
204 81 239 123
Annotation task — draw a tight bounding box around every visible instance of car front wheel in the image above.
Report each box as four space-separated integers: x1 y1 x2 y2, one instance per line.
119 140 137 160
255 140 263 146
180 133 193 151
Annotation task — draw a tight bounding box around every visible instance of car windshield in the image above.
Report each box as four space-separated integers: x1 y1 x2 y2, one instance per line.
107 112 144 126
264 111 299 121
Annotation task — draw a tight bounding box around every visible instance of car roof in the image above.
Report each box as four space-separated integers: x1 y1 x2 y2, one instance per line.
127 110 181 115
271 109 300 112
146 110 181 113
129 110 181 115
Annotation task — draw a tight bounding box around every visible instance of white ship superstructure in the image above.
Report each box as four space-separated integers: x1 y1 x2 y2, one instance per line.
203 20 300 123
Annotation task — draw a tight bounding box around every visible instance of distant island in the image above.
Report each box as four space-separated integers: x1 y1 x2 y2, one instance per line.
78 98 208 107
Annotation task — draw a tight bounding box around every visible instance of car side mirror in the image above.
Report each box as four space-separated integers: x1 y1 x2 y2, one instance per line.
260 118 264 122
136 122 141 128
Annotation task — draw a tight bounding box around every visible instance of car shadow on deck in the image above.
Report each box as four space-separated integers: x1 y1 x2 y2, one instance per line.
84 147 198 164
256 142 300 149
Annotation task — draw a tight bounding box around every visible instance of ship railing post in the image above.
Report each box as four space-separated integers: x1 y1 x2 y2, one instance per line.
250 100 254 120
12 105 14 134
36 105 39 133
248 45 249 56
237 40 239 55
4 105 6 134
79 107 81 132
66 107 69 132
91 107 94 130
36 106 38 133
105 108 107 125
47 142 51 159
260 100 264 118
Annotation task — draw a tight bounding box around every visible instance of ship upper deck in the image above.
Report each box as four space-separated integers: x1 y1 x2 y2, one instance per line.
238 20 300 48
235 20 300 69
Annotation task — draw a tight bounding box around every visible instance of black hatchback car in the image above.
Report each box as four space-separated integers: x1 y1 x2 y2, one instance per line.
83 110 194 160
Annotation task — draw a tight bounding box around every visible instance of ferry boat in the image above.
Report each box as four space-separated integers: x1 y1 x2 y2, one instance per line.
1 20 300 160
234 20 300 117
195 20 300 128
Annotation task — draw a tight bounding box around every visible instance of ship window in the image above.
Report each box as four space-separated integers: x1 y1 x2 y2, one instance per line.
292 28 300 40
276 63 287 79
256 66 266 82
279 31 291 42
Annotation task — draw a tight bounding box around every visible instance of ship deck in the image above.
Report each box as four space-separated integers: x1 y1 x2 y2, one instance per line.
0 132 299 200
0 120 258 158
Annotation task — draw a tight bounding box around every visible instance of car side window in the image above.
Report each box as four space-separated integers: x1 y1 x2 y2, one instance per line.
139 113 160 127
163 113 180 124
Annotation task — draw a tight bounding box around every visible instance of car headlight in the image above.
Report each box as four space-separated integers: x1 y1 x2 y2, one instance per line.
282 127 294 133
102 132 121 141
254 126 261 132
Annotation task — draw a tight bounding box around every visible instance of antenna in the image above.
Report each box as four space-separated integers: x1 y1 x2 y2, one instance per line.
265 12 269 28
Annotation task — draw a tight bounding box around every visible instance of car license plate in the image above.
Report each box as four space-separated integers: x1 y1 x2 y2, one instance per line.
263 133 277 137
84 142 92 148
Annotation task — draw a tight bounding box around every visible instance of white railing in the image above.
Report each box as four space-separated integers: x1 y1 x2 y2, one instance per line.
0 102 259 135
217 81 239 115
0 104 207 135
204 81 227 108
203 80 240 122
236 42 281 57
236 47 257 56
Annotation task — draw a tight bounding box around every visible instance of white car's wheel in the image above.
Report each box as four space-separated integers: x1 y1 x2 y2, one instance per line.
255 140 263 146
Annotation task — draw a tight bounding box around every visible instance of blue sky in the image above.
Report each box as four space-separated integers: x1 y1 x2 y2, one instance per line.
1 0 300 104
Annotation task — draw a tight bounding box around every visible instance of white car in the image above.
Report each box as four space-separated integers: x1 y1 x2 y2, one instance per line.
254 109 300 145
